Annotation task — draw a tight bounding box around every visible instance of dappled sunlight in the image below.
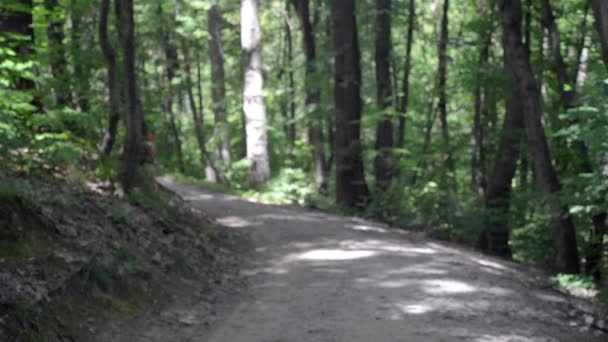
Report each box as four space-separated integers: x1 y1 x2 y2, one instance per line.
336 239 437 256
241 266 290 276
296 249 377 261
256 213 322 222
183 193 216 201
377 297 486 320
347 223 389 233
383 264 448 276
375 279 417 288
217 216 258 228
470 257 507 270
397 304 432 315
423 279 477 294
473 334 547 342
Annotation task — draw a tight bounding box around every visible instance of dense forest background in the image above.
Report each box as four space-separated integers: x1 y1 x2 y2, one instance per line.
1 0 608 290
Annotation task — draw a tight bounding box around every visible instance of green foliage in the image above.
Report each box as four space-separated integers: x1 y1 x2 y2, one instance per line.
0 181 19 203
125 185 169 219
551 274 598 291
112 247 142 275
223 159 251 189
111 207 134 227
510 207 556 269
0 239 34 260
243 168 316 206
81 258 113 291
97 157 121 181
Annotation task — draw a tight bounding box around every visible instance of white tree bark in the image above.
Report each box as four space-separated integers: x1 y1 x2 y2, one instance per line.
241 0 270 183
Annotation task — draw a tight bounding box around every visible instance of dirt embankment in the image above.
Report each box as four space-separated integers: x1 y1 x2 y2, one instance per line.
0 174 244 341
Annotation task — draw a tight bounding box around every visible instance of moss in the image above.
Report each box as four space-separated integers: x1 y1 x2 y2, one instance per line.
0 182 19 203
0 239 35 259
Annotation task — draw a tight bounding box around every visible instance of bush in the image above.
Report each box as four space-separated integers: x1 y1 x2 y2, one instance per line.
244 167 315 205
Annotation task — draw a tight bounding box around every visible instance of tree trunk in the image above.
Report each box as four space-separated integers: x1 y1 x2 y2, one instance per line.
499 0 580 274
241 0 270 184
518 0 532 192
373 0 394 191
183 41 222 183
411 96 437 186
119 0 145 192
329 0 370 209
572 2 590 90
284 3 296 154
0 1 37 99
592 0 608 68
99 0 121 157
291 0 328 193
396 0 415 148
208 5 231 165
471 31 491 196
540 0 574 109
45 0 73 107
588 0 608 280
159 4 185 173
479 87 525 257
437 0 457 196
70 0 91 113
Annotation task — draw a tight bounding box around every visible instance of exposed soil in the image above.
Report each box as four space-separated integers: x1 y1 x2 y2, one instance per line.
0 175 243 341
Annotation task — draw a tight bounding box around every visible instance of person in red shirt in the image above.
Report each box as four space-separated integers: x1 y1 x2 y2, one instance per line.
145 132 155 164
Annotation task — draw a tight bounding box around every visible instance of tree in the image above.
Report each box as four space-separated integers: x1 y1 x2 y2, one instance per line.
592 0 608 67
70 0 93 113
99 0 121 156
241 0 270 184
471 3 492 196
159 3 185 173
499 0 580 274
329 0 370 209
589 0 608 280
208 4 231 165
541 0 606 280
479 87 524 257
291 0 328 193
45 0 73 107
182 40 221 183
373 0 394 191
437 0 457 199
119 0 145 191
396 0 415 148
283 2 296 154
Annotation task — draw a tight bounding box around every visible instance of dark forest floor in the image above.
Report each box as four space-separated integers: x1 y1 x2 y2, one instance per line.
0 174 244 341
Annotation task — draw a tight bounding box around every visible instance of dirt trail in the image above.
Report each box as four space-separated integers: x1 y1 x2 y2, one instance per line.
112 178 605 342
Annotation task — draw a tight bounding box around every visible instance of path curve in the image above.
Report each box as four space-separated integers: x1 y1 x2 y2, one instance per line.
155 178 603 342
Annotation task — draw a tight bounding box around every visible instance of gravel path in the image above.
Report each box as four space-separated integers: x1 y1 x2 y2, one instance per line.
122 178 605 342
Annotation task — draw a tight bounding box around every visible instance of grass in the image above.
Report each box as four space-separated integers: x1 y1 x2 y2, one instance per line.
550 274 599 299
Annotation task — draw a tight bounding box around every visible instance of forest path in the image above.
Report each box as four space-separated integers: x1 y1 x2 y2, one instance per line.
138 178 603 342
